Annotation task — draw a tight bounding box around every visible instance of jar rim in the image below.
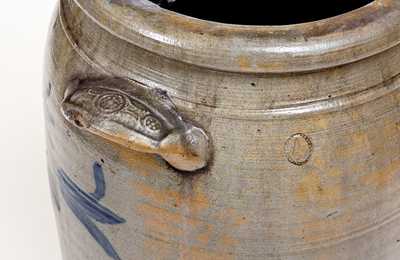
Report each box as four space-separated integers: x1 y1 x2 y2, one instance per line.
148 0 374 26
74 0 400 73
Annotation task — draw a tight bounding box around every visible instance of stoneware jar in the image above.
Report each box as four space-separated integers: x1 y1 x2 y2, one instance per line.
44 0 400 259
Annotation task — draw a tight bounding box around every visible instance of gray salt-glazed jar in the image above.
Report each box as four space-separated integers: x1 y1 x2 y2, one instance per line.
45 0 400 259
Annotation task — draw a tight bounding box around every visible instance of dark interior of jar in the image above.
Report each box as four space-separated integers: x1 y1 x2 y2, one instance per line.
151 0 374 25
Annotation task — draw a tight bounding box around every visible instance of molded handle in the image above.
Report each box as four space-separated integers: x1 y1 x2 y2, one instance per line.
61 78 210 172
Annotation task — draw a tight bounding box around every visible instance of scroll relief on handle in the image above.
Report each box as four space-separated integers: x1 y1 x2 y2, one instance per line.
61 78 210 172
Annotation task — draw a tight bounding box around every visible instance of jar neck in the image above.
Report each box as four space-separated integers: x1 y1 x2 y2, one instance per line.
72 0 400 73
62 0 400 119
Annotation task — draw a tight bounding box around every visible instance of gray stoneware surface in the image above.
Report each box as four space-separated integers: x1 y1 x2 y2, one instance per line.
44 0 400 259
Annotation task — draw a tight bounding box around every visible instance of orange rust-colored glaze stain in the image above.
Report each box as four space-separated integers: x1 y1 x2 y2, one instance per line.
315 253 333 260
296 171 342 209
133 181 210 222
143 239 172 260
111 143 161 176
133 183 183 206
361 158 400 188
160 144 186 156
160 143 201 165
196 225 213 245
179 247 234 260
328 168 342 178
237 56 251 70
347 110 364 122
193 209 245 249
144 215 185 238
132 181 245 259
312 156 341 178
211 208 247 248
382 120 398 138
353 132 370 147
217 208 248 227
164 14 210 34
133 180 206 227
256 60 283 72
312 156 327 169
293 211 353 244
177 208 244 260
98 131 156 154
395 91 400 104
334 131 371 158
218 235 238 248
178 246 234 260
313 116 329 130
137 203 187 237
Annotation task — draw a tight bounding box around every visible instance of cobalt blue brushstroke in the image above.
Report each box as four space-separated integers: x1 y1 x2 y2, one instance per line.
91 162 106 200
57 162 125 260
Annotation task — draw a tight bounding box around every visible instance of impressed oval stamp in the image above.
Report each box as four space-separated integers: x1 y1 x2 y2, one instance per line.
285 133 313 166
95 93 126 114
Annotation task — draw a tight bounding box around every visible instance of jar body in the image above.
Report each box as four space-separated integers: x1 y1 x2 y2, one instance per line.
45 1 400 259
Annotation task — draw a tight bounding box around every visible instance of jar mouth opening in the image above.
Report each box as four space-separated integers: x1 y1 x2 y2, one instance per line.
151 0 374 25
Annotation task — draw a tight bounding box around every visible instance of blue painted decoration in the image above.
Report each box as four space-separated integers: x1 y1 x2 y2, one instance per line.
57 162 125 260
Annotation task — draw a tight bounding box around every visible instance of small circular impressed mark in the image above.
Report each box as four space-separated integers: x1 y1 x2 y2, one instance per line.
95 94 126 113
143 116 162 132
285 133 313 166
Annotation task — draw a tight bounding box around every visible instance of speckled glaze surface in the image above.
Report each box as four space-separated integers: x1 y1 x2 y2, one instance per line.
44 0 400 259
